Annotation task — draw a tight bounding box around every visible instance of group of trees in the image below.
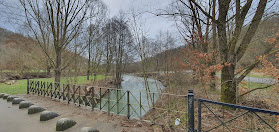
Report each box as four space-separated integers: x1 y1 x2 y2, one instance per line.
1 0 278 104
14 0 176 86
161 0 278 104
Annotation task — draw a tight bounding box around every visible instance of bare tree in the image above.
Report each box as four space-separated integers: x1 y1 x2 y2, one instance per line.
85 0 107 80
103 14 133 86
19 0 91 83
129 11 154 104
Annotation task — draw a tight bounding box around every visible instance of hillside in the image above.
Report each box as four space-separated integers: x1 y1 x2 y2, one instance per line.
0 27 88 79
0 28 46 74
126 16 279 73
0 27 13 45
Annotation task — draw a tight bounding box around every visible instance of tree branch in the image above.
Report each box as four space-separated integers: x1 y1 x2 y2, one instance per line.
238 84 275 97
188 0 218 24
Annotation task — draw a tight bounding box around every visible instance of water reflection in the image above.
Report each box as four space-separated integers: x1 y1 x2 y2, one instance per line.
95 75 165 119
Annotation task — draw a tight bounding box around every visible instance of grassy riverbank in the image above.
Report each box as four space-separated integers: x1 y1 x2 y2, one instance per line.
0 75 107 95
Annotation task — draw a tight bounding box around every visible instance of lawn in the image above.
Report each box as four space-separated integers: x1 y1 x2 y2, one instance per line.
0 75 107 95
240 81 272 90
216 71 273 79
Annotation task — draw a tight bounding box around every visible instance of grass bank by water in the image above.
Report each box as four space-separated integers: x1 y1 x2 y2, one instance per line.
0 75 107 95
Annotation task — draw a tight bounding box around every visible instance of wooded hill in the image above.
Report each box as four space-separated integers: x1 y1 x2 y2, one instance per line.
0 27 87 78
125 16 279 73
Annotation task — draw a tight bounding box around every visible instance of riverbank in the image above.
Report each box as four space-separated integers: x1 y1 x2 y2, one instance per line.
0 75 110 95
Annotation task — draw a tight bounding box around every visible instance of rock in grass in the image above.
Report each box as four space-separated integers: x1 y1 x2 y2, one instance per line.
19 101 33 109
12 98 25 104
40 111 59 121
0 93 5 98
7 96 18 102
80 127 99 132
3 94 10 99
28 105 45 114
56 118 76 131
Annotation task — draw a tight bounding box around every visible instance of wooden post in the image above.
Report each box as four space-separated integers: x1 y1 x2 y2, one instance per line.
108 89 110 115
84 86 87 106
117 90 119 114
73 85 75 103
43 82 46 97
78 86 81 106
27 79 29 94
127 90 130 119
68 84 70 104
91 87 94 111
140 92 142 119
99 88 102 110
50 83 53 99
153 93 155 123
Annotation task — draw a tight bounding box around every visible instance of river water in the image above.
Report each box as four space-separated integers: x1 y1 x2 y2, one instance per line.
95 75 165 119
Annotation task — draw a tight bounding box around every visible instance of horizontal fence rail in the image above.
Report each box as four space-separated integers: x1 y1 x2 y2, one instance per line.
196 98 279 132
26 79 189 131
27 79 279 131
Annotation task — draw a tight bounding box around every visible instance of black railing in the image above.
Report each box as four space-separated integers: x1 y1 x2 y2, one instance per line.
26 79 279 131
26 79 189 131
193 96 279 132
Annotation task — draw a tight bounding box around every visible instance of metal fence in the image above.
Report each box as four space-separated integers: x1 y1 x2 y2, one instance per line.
27 79 279 131
26 79 189 131
192 94 279 132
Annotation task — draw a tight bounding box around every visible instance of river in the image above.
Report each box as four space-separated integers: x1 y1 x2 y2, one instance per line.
95 74 165 119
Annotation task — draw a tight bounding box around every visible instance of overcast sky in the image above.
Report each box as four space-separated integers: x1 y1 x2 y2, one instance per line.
102 0 180 44
0 0 179 42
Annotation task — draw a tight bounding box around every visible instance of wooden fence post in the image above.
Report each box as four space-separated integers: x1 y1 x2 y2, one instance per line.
27 79 29 94
127 90 130 119
91 87 94 111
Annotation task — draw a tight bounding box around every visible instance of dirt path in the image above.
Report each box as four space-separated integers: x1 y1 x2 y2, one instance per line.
0 94 155 132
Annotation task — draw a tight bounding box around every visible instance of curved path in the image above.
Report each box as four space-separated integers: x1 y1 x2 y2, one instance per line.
0 99 55 132
0 95 154 132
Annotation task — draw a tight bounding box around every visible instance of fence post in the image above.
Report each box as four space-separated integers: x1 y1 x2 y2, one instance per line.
152 92 155 123
37 81 40 95
198 99 201 132
43 82 46 96
91 87 94 111
67 84 70 104
78 86 81 106
188 89 195 132
117 89 119 114
127 90 130 119
50 83 53 99
27 79 29 94
140 92 142 119
108 89 110 116
99 88 102 110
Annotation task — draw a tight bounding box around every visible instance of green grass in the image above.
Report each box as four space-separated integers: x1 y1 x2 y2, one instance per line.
243 73 273 79
216 71 273 79
0 75 107 95
239 81 273 91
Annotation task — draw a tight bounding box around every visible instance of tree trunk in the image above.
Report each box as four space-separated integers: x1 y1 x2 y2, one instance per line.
87 42 91 80
221 64 236 104
47 66 51 76
210 0 217 91
54 49 62 83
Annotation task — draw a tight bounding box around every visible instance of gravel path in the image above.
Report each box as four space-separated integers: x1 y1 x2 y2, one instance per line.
0 95 155 132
